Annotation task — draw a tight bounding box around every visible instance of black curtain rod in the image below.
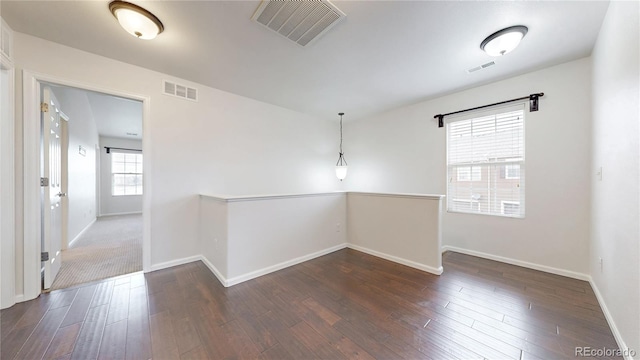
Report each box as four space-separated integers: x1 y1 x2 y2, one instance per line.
434 92 544 128
104 146 142 154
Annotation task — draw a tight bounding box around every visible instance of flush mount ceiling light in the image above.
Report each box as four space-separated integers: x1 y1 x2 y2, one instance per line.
480 25 528 57
335 112 348 181
109 1 164 40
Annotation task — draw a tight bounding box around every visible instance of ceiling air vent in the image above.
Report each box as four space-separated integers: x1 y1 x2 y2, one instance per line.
252 0 345 47
163 80 198 102
467 61 496 74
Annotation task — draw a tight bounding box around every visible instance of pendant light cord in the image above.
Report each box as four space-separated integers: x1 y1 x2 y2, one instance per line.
336 112 347 167
339 114 343 154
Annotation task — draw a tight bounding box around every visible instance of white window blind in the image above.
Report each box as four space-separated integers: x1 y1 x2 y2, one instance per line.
446 104 525 218
111 152 143 196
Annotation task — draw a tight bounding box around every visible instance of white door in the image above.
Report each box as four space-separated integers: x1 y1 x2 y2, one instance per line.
42 87 64 290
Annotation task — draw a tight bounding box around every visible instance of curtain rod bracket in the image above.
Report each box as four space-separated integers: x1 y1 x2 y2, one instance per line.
529 93 543 112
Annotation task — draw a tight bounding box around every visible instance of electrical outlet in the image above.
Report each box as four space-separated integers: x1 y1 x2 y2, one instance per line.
599 257 603 272
596 167 603 181
336 222 341 232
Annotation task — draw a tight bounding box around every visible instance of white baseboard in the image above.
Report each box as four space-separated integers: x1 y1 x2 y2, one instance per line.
198 243 443 287
348 244 443 275
588 277 632 360
14 294 24 303
441 245 590 281
68 218 97 248
199 255 228 286
222 243 348 287
148 255 202 272
99 211 142 217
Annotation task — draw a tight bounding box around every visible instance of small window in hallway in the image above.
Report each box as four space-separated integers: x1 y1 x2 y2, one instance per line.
111 152 143 195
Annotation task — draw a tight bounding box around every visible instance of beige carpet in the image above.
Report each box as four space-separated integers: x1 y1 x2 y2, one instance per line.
50 214 142 290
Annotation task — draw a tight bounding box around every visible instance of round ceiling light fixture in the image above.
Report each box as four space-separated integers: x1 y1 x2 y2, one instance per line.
109 1 164 40
480 25 528 57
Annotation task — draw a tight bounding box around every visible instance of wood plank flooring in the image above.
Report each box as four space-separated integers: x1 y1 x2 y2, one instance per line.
1 249 620 359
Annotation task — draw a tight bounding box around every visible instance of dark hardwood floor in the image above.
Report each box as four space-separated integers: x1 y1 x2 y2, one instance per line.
1 249 620 359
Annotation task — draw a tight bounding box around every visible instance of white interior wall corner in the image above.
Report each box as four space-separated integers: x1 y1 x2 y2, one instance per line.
590 1 640 357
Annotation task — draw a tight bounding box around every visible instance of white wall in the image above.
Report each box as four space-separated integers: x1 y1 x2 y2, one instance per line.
347 192 443 274
590 1 640 356
226 193 346 283
199 195 228 280
99 136 142 216
12 33 341 299
199 193 347 286
345 58 592 277
51 86 99 245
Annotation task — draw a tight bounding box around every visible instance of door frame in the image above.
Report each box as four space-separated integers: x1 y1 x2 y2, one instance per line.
0 56 16 309
59 114 69 250
22 70 152 301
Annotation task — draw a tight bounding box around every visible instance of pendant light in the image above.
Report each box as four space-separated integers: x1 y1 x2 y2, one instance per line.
109 1 164 40
480 25 528 57
335 112 348 181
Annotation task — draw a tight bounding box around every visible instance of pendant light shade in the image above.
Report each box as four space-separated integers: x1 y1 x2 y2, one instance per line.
335 112 348 181
336 165 348 180
109 1 164 40
480 25 528 57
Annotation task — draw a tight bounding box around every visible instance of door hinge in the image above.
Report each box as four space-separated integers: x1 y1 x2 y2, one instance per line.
41 252 49 262
40 177 49 186
41 102 49 112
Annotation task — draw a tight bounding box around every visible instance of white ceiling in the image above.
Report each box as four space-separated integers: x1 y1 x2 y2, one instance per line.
85 91 143 140
51 85 143 140
2 1 609 121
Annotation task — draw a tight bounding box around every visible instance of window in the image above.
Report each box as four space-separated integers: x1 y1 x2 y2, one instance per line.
453 199 480 212
501 201 520 216
111 152 143 196
457 166 481 181
446 105 525 218
505 164 520 179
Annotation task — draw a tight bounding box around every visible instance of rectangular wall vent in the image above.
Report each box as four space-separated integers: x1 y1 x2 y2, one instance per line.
467 61 496 74
252 0 345 47
163 80 198 102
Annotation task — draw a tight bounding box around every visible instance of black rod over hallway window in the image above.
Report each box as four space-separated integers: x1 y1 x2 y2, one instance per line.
104 147 142 154
434 92 544 127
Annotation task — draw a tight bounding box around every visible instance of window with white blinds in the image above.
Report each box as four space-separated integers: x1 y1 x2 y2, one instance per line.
111 152 143 196
446 104 525 218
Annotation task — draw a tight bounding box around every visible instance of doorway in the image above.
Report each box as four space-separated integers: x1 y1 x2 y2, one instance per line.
22 72 150 300
44 84 144 291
